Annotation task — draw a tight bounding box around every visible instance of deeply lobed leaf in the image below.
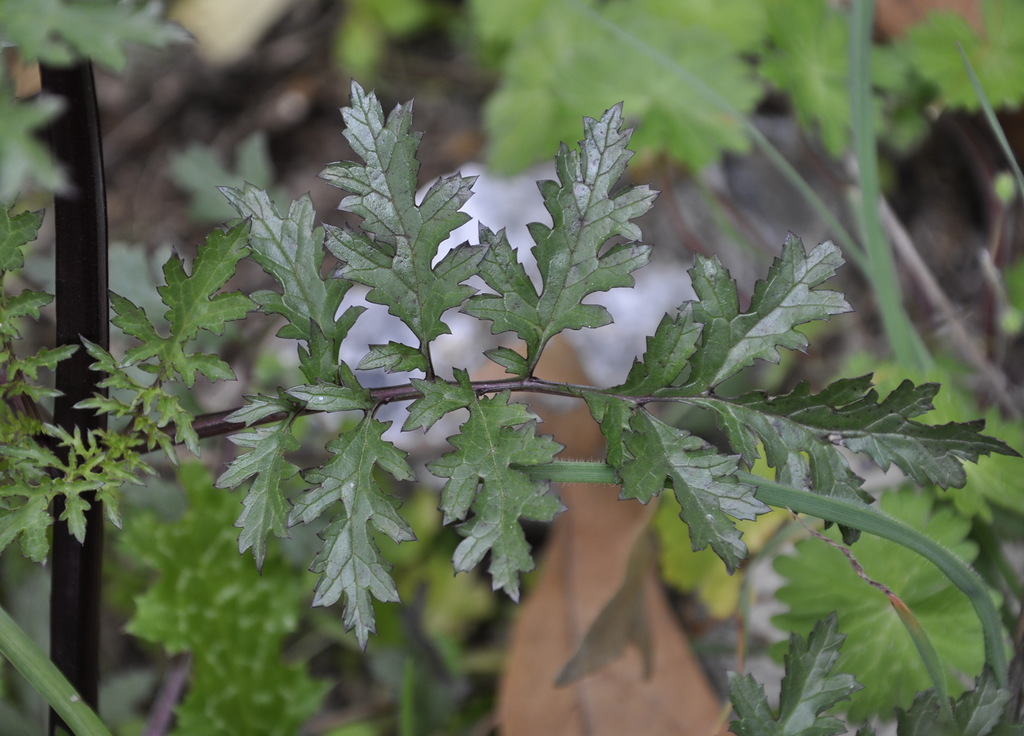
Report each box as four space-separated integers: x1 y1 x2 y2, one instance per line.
216 425 301 571
289 416 415 648
465 103 655 373
681 236 850 393
322 81 483 374
729 614 861 736
618 408 767 572
428 391 563 600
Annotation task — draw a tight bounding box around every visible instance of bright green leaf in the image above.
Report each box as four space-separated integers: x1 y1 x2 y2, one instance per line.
160 223 252 343
125 463 325 734
899 1 1024 111
773 489 994 721
759 0 850 156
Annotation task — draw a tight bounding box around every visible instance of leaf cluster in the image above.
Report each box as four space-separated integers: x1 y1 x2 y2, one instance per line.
0 0 186 200
729 616 1023 735
211 82 1016 648
468 0 1024 171
124 463 326 734
0 79 1016 658
0 204 257 560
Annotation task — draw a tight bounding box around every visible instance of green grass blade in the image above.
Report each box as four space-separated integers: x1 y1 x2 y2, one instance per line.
958 42 1024 202
848 0 930 370
0 603 113 736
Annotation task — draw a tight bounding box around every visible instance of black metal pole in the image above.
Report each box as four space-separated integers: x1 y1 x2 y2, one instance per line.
41 62 109 734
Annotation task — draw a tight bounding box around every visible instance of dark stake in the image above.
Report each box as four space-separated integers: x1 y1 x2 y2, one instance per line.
41 61 109 735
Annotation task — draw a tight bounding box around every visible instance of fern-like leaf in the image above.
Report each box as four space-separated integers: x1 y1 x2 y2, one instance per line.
321 81 484 376
465 103 656 374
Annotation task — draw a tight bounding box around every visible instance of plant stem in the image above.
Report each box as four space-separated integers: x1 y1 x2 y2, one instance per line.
519 459 1008 686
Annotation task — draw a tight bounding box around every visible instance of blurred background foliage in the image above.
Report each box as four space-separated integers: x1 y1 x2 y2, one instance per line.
2 0 1024 733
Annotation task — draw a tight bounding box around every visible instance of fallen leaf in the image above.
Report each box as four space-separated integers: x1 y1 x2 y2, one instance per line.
493 335 728 735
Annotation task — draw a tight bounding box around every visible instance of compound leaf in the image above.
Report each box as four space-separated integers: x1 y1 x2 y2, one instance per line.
465 103 655 373
620 409 767 572
289 416 415 648
222 185 357 383
0 207 43 271
681 236 850 393
322 81 483 370
428 392 563 600
729 614 860 736
216 425 300 571
160 223 252 343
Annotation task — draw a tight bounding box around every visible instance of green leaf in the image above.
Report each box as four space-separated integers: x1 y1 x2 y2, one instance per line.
681 236 850 393
773 489 993 721
465 103 655 372
107 224 254 387
428 392 564 600
615 305 701 393
125 463 325 734
0 207 43 272
0 495 50 561
289 416 415 648
896 669 1020 736
216 425 301 570
357 341 428 374
224 391 301 426
729 614 861 736
322 81 484 371
160 223 252 343
0 0 187 70
759 0 850 156
842 355 1024 521
693 376 1018 526
899 1 1024 111
619 409 767 572
222 184 359 383
478 0 762 174
404 369 476 431
169 132 287 224
286 382 371 413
